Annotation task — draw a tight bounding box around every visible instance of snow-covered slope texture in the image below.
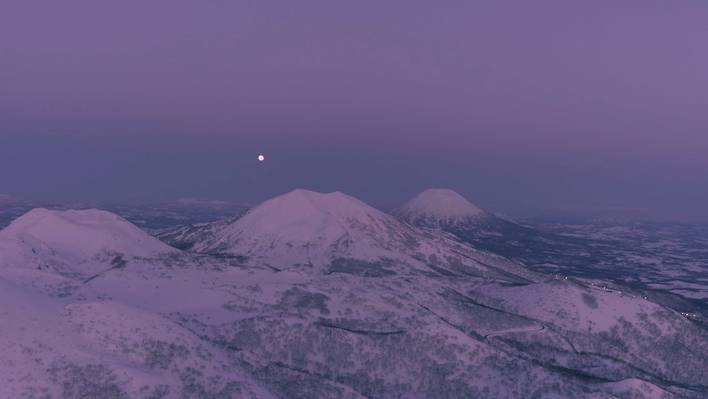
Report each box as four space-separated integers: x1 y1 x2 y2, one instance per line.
0 208 177 279
184 189 535 282
1 201 707 397
4 260 707 398
0 277 276 399
212 274 708 398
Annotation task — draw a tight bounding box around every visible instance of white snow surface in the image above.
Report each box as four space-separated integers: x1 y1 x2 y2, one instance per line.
1 193 707 398
196 189 406 266
0 208 176 273
193 189 519 278
396 188 485 222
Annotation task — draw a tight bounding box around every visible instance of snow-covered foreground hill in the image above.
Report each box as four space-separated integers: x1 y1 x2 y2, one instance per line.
1 192 707 398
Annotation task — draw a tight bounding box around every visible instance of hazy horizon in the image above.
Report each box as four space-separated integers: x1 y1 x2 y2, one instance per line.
0 184 701 224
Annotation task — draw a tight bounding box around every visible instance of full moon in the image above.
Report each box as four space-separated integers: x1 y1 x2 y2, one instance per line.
257 154 265 162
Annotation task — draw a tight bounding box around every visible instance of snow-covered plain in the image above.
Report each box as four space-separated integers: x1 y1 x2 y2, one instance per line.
536 222 708 306
1 190 707 398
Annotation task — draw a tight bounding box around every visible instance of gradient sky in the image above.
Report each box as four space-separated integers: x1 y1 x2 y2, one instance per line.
1 1 707 220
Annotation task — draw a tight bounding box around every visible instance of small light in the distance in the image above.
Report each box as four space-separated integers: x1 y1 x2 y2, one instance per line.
257 154 265 162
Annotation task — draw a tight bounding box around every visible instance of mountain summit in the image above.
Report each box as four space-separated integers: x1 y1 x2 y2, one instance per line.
194 189 418 269
394 188 486 226
0 208 176 275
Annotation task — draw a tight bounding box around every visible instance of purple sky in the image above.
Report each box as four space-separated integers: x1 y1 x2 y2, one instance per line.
1 1 707 220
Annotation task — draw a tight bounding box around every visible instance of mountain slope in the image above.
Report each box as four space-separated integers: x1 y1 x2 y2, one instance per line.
181 189 536 282
0 277 277 399
0 208 177 278
2 195 707 398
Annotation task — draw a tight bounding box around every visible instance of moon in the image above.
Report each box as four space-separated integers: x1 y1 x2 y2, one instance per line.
257 154 265 162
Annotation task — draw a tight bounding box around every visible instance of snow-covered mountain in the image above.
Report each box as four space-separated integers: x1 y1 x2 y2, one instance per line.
0 197 249 232
393 190 708 313
1 192 707 398
395 188 487 225
0 208 177 279
174 189 535 282
394 189 592 267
